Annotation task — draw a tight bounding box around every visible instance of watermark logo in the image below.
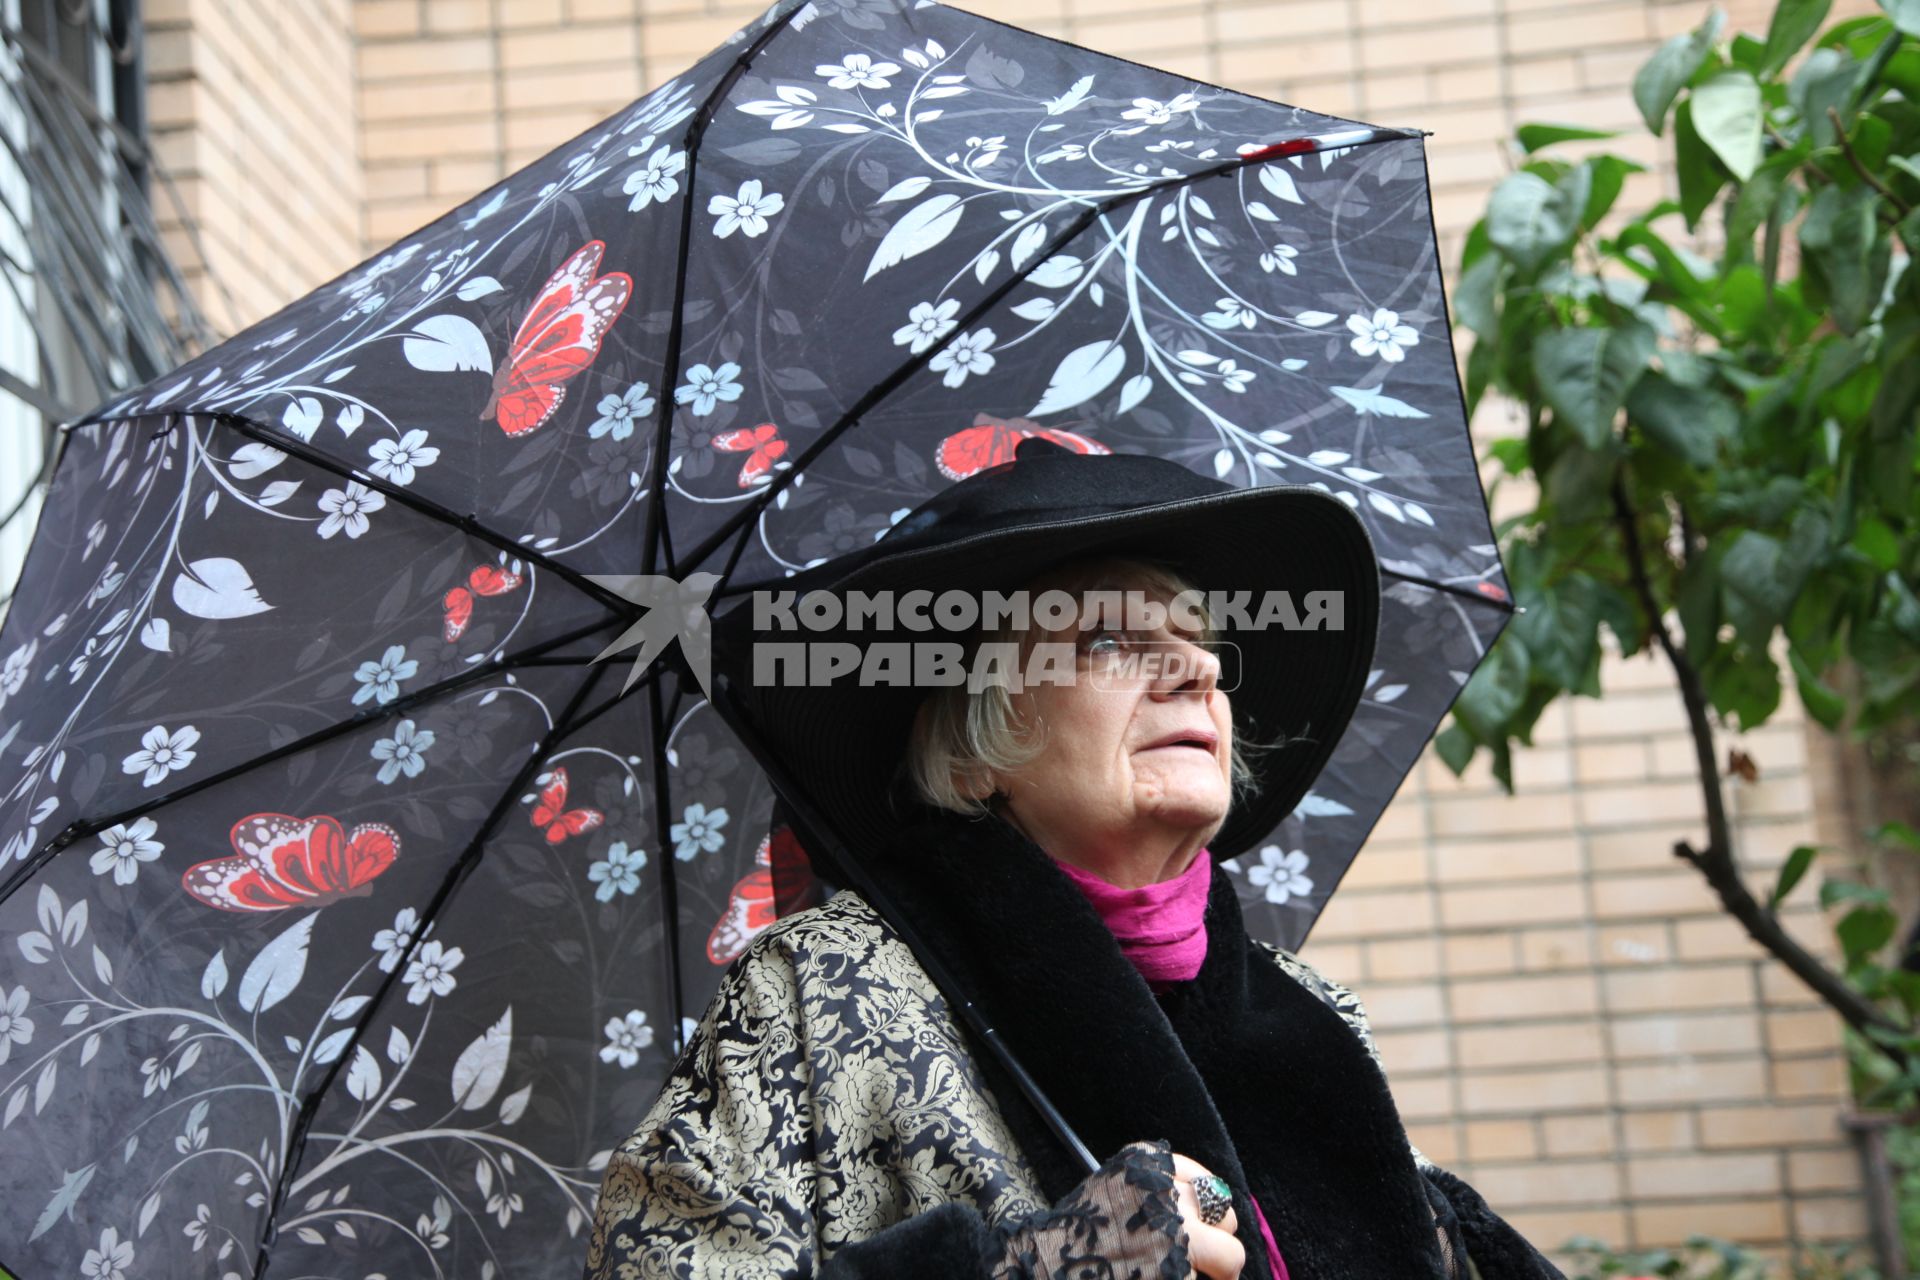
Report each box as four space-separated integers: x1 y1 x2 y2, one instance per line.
584 577 1339 697
586 572 720 697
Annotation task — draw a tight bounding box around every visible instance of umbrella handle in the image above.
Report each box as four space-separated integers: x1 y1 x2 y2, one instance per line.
712 674 1101 1177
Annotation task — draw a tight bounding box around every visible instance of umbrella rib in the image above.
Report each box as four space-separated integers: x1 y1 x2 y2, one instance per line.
639 1 808 578
0 615 619 908
644 659 689 1061
116 411 640 618
673 127 1424 587
1379 564 1517 612
252 660 614 1279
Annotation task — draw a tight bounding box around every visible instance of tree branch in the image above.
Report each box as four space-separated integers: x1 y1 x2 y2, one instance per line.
1611 475 1909 1064
1828 107 1915 218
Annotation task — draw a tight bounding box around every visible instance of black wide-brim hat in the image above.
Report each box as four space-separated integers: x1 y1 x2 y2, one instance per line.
709 436 1381 869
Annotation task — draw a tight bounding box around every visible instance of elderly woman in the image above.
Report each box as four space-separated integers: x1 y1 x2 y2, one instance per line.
585 439 1562 1280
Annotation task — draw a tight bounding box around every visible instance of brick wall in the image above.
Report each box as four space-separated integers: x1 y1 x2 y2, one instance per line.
147 0 364 335
130 0 1864 1266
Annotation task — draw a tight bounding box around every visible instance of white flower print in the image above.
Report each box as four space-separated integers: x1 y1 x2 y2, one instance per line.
588 841 648 902
816 52 900 89
371 718 435 784
487 1186 525 1230
316 480 386 539
0 984 32 1065
140 1054 173 1096
671 802 729 861
1217 359 1254 392
892 299 960 355
928 328 996 388
122 724 199 788
708 178 786 239
600 1009 655 1068
623 144 687 210
368 429 440 486
353 644 417 707
1247 845 1313 905
591 382 657 441
89 816 164 886
373 906 421 974
1120 92 1199 125
674 362 743 416
80 1226 133 1280
1203 297 1257 330
184 1203 213 1251
0 638 35 703
1260 243 1299 275
1346 307 1419 363
404 939 465 1004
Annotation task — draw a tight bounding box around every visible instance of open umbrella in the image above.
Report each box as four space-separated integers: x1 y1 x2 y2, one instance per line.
0 0 1511 1272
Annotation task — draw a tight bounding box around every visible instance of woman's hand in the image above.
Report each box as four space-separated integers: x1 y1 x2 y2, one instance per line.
1170 1152 1245 1280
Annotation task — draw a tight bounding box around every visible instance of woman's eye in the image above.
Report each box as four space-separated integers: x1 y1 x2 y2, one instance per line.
1084 629 1123 655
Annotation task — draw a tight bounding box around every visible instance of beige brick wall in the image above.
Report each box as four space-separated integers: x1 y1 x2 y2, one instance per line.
149 0 365 334
135 0 1872 1267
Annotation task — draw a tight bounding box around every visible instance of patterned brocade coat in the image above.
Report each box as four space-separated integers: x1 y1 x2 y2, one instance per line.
585 808 1566 1280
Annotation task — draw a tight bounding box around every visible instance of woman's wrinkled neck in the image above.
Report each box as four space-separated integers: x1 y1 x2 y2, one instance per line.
994 802 1210 888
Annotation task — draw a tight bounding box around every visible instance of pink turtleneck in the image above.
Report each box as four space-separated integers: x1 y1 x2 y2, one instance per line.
1056 849 1290 1280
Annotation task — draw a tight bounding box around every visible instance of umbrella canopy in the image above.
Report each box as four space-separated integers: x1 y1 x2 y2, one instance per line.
0 0 1511 1271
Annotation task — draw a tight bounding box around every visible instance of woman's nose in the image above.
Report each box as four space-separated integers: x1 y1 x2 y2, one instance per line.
1150 636 1220 698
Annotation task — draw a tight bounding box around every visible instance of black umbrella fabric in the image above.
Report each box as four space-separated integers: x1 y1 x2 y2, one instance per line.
0 0 1512 1272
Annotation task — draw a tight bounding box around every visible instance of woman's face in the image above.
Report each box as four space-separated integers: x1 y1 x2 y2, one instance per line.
989 562 1234 881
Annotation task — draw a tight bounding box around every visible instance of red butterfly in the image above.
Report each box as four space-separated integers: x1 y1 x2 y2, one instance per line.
711 423 787 488
1474 582 1510 604
182 813 400 913
529 766 604 845
481 240 633 437
936 415 1109 481
443 559 525 642
707 825 820 964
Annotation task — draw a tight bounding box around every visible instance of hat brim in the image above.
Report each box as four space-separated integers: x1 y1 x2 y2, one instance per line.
710 483 1380 869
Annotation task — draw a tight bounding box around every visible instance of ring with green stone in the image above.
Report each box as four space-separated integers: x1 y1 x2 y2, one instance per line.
1191 1173 1232 1227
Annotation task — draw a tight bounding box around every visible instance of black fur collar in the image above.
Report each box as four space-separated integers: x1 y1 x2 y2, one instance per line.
857 805 1449 1280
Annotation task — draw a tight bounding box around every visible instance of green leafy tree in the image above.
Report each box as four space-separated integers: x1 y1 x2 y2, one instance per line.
1452 0 1920 1055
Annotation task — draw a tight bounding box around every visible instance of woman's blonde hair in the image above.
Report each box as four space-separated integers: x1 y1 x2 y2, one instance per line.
904 556 1273 817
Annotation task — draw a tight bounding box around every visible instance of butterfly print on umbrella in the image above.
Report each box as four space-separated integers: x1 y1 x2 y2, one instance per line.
711 423 787 488
481 239 635 437
182 813 401 912
706 831 778 964
443 560 525 642
936 416 1110 481
528 766 605 845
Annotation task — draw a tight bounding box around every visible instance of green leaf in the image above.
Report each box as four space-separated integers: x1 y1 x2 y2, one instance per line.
1880 0 1920 38
1532 323 1658 449
1703 644 1783 729
1674 101 1732 231
1690 70 1766 180
1886 570 1920 645
1515 123 1621 153
1454 639 1531 741
1724 151 1801 266
1763 0 1833 75
1582 154 1644 228
1800 183 1893 333
1788 645 1848 728
1874 820 1920 851
1770 844 1820 909
1454 252 1502 337
1852 516 1900 570
1635 9 1727 134
1791 47 1855 147
1627 371 1737 466
1822 878 1892 909
1486 171 1581 275
1840 904 1899 964
1434 723 1478 775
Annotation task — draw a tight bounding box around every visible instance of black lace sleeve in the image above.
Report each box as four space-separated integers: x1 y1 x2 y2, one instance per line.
1421 1166 1568 1280
985 1139 1190 1280
815 1140 1190 1280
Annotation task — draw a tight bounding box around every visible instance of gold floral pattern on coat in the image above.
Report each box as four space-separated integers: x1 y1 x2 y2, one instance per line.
585 890 1422 1278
